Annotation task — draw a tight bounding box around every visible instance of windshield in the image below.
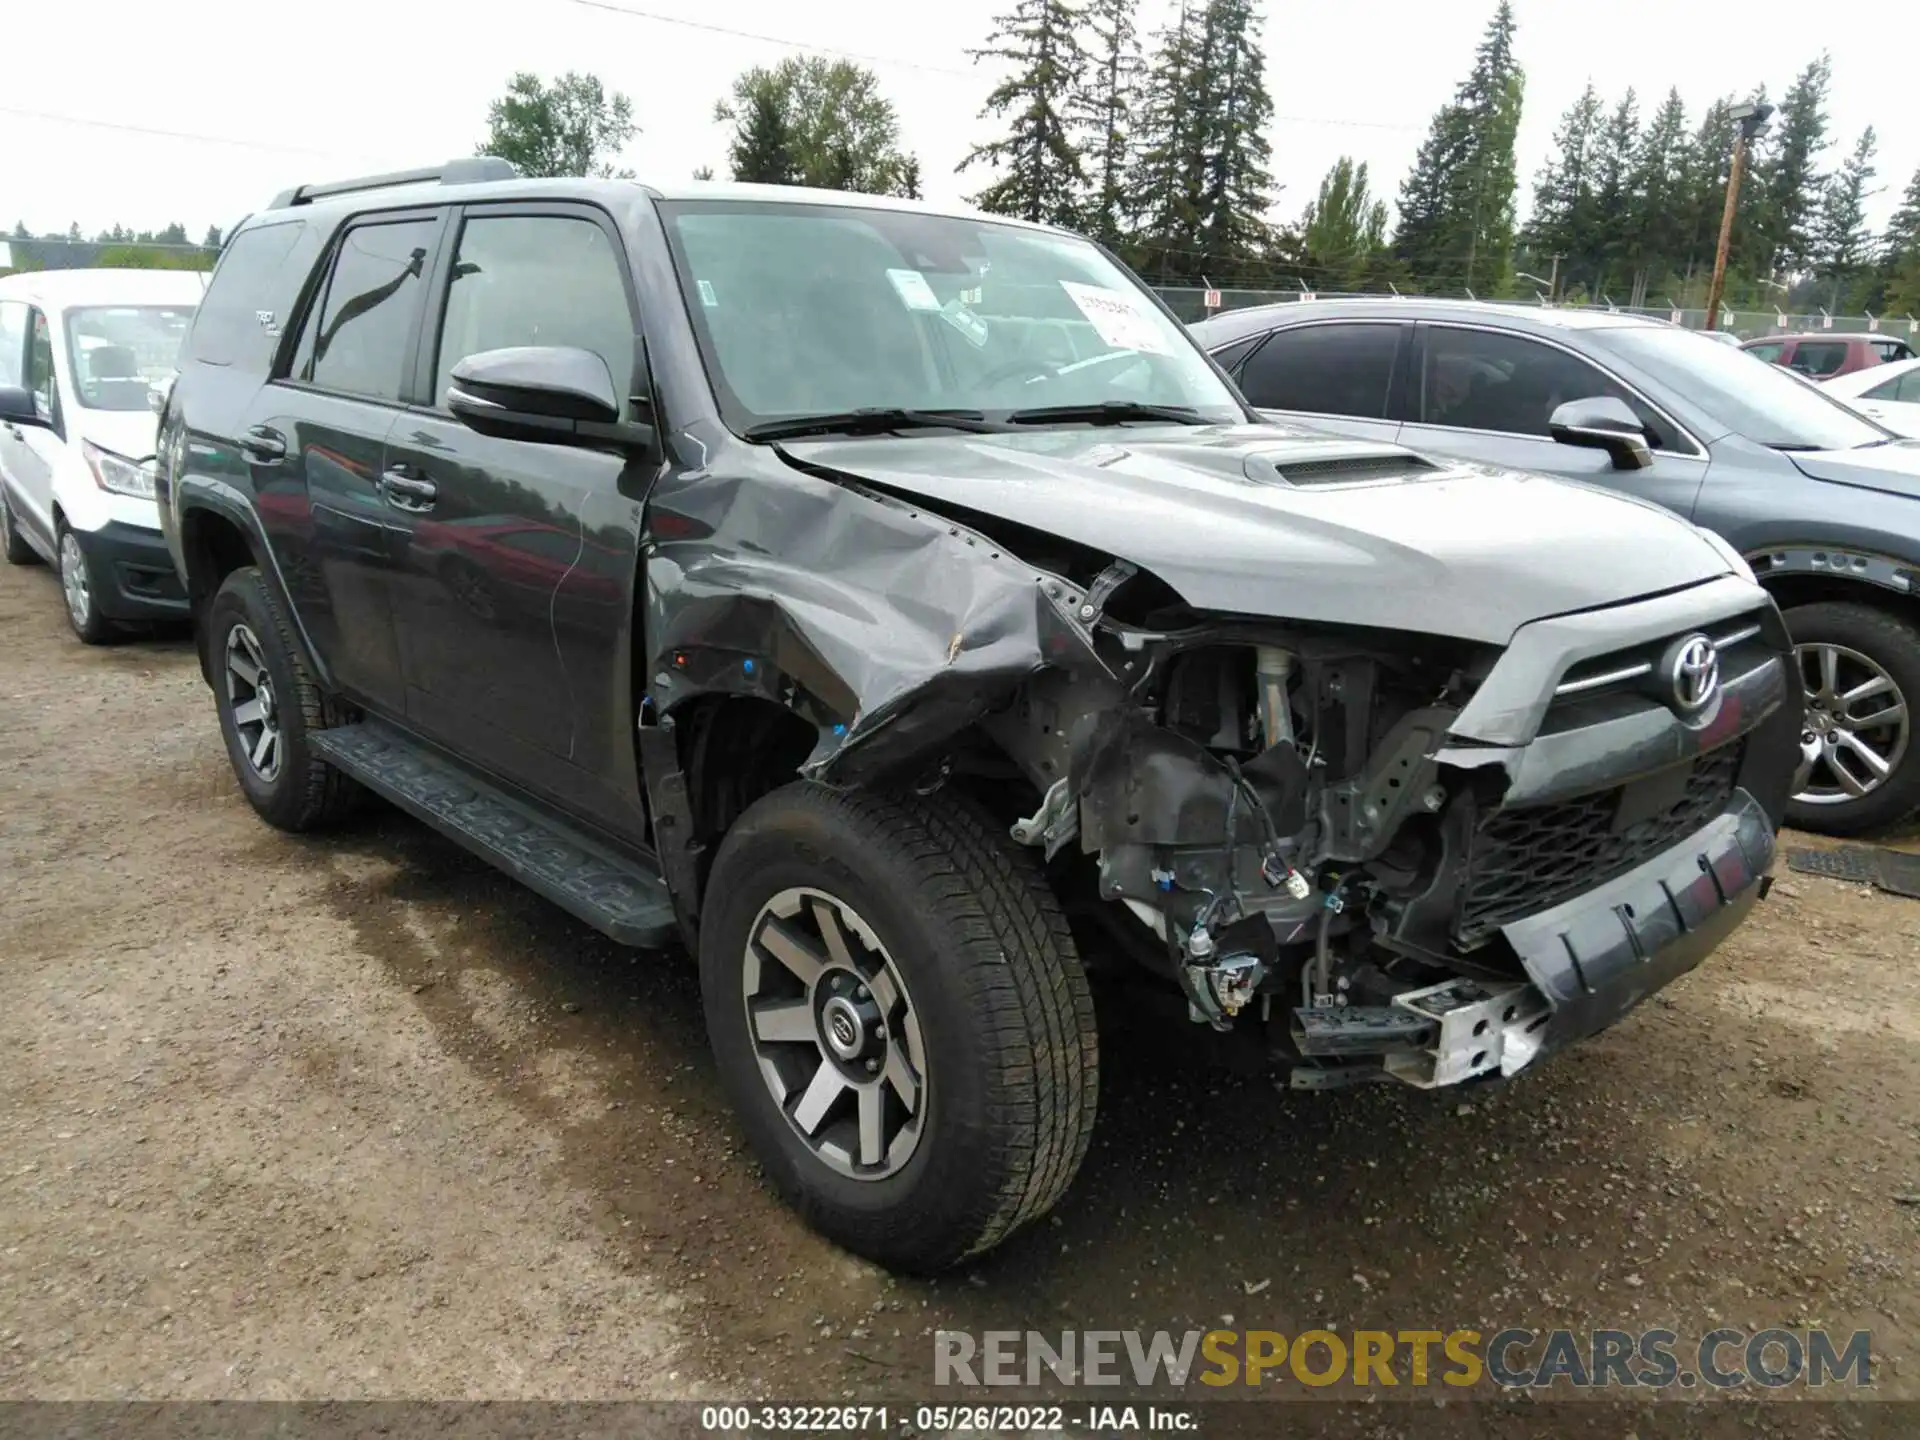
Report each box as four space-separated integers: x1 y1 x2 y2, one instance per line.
63 305 195 412
1590 325 1892 451
658 200 1246 433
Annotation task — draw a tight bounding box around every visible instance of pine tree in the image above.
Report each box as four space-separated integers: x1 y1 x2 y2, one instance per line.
895 155 924 199
1299 157 1387 289
1522 83 1602 294
1814 127 1877 308
1393 0 1524 294
1755 54 1832 274
201 224 223 249
726 85 799 185
958 0 1087 226
1880 166 1920 268
1589 90 1641 297
1125 3 1206 275
1628 88 1691 302
1190 0 1276 265
1071 0 1142 246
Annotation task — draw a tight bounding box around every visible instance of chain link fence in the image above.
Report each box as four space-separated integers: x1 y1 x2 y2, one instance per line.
1150 285 1920 342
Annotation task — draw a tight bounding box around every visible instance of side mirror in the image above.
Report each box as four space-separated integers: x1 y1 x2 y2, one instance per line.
446 346 627 444
0 385 44 429
1549 395 1653 472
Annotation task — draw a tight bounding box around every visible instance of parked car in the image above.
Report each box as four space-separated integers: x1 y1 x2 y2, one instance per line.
1741 331 1916 378
159 162 1798 1271
1823 356 1920 439
0 268 202 640
1190 297 1920 835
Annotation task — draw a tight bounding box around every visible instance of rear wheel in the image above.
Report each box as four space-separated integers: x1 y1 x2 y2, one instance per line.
699 782 1098 1272
0 488 35 565
208 566 360 832
1784 601 1920 835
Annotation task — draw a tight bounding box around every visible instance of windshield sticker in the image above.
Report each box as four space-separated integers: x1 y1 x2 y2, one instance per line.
940 299 991 349
697 279 718 308
886 268 942 312
1059 281 1174 355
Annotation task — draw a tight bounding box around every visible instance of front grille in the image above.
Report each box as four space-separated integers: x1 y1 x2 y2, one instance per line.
1456 742 1743 942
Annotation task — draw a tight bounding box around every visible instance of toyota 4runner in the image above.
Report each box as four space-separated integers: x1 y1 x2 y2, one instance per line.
158 160 1802 1272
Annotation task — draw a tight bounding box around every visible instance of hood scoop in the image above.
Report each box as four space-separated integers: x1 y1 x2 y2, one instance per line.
1243 442 1439 489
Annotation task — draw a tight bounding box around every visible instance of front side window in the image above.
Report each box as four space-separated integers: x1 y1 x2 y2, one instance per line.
1237 323 1401 419
63 306 195 411
1791 342 1848 377
0 301 26 388
658 199 1244 431
300 218 438 402
433 213 634 412
1869 338 1914 363
1418 326 1648 440
1745 341 1784 364
28 309 60 427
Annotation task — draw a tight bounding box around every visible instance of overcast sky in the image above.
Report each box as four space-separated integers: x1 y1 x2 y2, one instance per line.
7 0 1914 263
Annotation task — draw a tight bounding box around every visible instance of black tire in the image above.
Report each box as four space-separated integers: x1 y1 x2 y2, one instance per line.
699 782 1098 1273
1783 600 1920 836
0 488 36 565
56 524 117 645
208 566 361 832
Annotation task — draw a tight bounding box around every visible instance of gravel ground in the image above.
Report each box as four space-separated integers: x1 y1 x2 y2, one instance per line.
2 554 1917 1416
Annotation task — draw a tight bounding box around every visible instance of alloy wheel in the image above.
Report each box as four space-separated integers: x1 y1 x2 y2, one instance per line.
1793 641 1911 806
742 886 927 1181
59 532 92 631
225 622 285 782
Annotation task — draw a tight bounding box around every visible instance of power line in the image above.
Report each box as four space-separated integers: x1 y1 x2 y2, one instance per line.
562 0 1424 130
0 105 366 160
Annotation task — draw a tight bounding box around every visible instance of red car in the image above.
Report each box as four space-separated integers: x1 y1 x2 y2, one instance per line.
1741 331 1916 378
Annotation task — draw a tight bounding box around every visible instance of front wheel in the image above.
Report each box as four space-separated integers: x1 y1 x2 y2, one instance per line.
208 566 361 832
58 527 116 644
699 782 1098 1272
1784 601 1920 835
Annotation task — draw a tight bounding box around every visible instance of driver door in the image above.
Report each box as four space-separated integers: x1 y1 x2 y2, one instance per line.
1396 322 1709 521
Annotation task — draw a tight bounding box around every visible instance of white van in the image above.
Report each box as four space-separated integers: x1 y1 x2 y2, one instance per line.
0 268 204 641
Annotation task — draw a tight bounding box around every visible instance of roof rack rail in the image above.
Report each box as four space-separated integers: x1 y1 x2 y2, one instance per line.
267 157 520 210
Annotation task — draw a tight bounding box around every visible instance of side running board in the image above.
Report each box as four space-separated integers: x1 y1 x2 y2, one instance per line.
311 722 678 948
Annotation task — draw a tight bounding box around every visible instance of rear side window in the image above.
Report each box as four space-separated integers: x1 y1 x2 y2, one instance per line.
298 218 439 403
431 212 635 411
1745 341 1784 364
1238 323 1401 419
1791 341 1848 377
187 220 307 368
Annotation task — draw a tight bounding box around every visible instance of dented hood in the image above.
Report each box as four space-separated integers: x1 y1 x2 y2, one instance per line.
779 424 1732 646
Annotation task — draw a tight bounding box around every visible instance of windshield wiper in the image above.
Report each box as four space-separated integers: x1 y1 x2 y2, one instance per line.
743 407 1007 441
1005 400 1210 427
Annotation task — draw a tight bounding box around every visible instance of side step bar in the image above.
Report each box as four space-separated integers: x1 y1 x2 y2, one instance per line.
311 722 678 948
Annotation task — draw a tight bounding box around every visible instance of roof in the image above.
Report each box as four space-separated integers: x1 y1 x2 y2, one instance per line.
252 160 1064 236
1742 332 1894 345
0 267 208 311
1189 296 1666 345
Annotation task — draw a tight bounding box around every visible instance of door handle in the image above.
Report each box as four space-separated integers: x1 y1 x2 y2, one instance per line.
240 425 287 463
380 467 438 511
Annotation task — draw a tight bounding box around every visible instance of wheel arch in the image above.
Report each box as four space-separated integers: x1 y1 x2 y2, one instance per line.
176 493 330 692
1751 544 1919 621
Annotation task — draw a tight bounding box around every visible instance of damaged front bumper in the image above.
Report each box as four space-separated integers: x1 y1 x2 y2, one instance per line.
1303 788 1775 1090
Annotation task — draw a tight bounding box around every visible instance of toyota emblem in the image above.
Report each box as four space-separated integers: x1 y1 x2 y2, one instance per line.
1665 633 1721 712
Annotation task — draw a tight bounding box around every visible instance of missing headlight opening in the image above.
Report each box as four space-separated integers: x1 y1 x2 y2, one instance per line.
971 579 1792 1094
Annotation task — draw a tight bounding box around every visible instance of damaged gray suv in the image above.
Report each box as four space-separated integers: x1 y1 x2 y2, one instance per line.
158 162 1802 1272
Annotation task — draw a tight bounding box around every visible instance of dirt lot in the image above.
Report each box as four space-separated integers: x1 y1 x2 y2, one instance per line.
2 553 1918 1415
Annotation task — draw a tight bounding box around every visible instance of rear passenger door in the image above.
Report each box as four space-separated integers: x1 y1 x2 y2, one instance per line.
1229 321 1408 444
381 203 646 826
248 210 448 715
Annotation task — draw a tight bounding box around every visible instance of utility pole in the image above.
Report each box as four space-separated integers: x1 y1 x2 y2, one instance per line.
1704 100 1774 332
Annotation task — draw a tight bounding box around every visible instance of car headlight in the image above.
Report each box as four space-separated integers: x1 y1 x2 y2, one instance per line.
82 440 157 500
1697 524 1757 584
